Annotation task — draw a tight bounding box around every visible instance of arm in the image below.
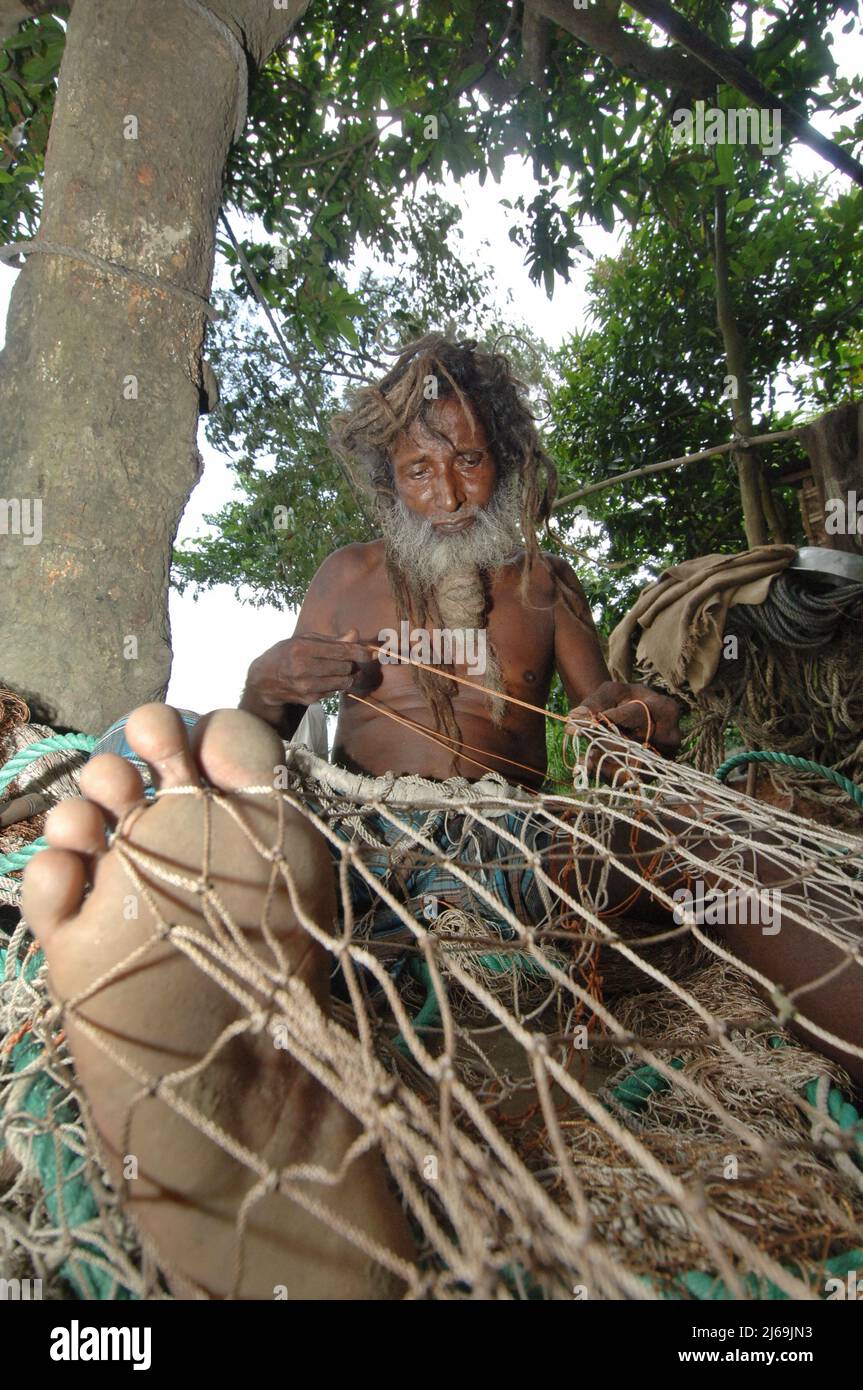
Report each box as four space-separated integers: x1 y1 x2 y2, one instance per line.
550 555 613 705
550 555 682 758
239 548 369 739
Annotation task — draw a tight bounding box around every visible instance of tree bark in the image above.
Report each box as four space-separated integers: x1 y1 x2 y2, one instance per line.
799 402 863 556
0 0 309 734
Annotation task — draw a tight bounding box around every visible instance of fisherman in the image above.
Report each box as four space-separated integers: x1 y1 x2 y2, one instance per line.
239 334 682 782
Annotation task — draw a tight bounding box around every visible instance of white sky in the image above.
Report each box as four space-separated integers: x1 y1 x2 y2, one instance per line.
1 26 860 717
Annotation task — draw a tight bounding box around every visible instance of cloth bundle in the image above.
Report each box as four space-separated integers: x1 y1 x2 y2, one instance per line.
608 545 797 695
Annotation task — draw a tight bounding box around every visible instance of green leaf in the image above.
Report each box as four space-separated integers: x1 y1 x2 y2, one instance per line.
19 54 60 82
316 220 337 249
337 316 359 348
621 104 640 146
1 30 42 51
0 72 27 101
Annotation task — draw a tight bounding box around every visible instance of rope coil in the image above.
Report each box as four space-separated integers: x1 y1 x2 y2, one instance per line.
0 733 97 874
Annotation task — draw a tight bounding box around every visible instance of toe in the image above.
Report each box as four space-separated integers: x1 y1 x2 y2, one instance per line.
80 752 146 822
191 708 287 791
22 847 88 941
124 704 201 790
45 797 109 856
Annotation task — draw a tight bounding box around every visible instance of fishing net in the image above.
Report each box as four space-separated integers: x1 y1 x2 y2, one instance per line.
1 719 862 1300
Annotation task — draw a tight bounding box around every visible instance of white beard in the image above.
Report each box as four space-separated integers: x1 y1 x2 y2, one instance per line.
380 470 522 591
381 472 521 725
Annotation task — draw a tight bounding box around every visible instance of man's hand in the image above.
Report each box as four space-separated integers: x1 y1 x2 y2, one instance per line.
565 681 682 759
244 629 380 713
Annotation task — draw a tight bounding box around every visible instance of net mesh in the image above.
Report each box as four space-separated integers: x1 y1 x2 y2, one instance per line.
2 723 862 1300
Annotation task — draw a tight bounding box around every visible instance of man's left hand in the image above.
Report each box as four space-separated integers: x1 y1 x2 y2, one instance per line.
565 681 683 759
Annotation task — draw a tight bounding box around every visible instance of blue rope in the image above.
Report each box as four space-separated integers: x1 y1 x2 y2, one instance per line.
0 733 98 875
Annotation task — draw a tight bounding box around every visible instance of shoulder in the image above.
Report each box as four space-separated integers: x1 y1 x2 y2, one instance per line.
542 552 580 583
540 551 590 598
506 549 581 597
310 539 384 590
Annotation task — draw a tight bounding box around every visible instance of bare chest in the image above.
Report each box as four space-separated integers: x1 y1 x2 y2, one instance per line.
332 561 557 700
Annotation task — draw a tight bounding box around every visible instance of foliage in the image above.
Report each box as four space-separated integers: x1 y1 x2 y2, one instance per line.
5 1 860 316
0 8 67 234
546 175 863 628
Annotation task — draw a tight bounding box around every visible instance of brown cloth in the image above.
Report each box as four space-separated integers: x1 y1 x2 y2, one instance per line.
607 545 797 695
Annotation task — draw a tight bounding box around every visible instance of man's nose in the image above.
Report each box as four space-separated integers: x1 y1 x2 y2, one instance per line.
433 462 465 512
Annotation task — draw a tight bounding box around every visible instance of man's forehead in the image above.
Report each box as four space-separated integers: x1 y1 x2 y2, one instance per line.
392 397 487 454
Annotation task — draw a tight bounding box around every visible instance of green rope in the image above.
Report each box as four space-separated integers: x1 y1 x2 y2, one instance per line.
715 749 863 810
0 733 98 875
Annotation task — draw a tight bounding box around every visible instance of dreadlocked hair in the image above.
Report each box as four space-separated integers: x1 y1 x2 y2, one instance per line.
329 333 566 763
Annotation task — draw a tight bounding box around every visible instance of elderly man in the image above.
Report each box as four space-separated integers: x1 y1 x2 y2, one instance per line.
238 336 681 782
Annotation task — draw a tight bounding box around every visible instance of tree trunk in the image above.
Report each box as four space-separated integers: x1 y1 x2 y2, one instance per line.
0 0 309 734
799 402 863 556
712 183 772 549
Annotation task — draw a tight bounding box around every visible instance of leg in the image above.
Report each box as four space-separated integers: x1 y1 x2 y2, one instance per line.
552 796 863 1086
22 705 414 1298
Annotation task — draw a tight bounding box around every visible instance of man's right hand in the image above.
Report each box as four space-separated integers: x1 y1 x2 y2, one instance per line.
243 629 376 712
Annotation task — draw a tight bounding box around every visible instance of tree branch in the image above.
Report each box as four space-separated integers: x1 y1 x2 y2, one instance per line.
553 427 802 509
529 0 713 98
712 182 772 545
519 5 549 85
628 0 863 187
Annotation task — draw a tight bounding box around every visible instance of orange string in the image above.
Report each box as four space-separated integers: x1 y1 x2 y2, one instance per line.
345 691 545 792
346 692 568 789
2 1020 32 1053
361 643 572 724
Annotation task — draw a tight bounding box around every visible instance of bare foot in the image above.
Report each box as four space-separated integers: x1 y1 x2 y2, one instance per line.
22 705 413 1299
